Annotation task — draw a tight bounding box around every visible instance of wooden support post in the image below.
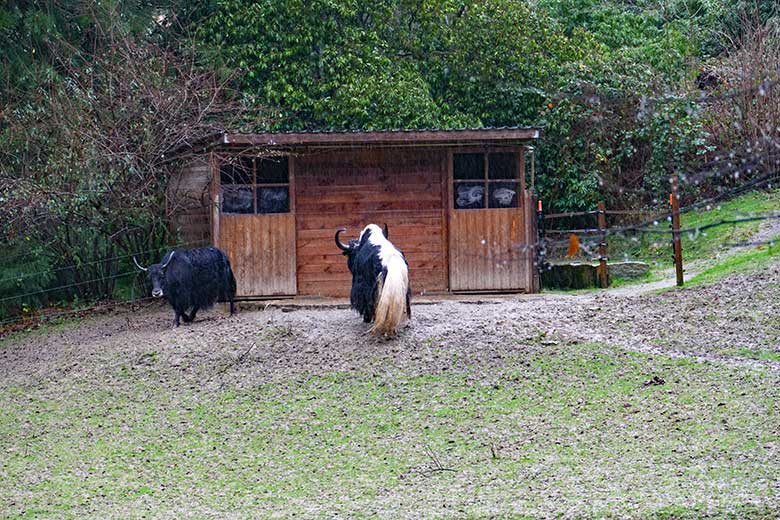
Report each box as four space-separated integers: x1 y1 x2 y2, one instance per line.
535 198 544 292
597 201 608 288
670 175 684 286
209 151 220 248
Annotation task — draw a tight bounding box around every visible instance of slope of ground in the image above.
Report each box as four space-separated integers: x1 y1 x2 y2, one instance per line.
602 189 780 283
1 261 778 518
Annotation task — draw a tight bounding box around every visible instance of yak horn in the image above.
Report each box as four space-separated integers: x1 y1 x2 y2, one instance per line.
335 228 351 252
383 223 389 239
161 251 175 269
132 256 148 272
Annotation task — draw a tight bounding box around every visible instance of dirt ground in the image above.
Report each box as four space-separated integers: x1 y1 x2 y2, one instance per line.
2 260 778 389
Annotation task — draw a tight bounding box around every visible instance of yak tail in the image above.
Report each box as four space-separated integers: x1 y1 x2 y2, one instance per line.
371 255 409 336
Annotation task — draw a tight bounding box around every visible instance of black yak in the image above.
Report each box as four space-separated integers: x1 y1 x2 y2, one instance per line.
133 247 237 327
335 224 411 336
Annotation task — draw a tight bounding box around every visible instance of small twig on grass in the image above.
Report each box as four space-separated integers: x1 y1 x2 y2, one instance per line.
489 442 499 460
210 324 292 388
210 340 263 390
233 341 258 368
422 443 456 475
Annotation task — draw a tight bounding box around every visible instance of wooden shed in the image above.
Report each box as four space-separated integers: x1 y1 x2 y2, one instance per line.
169 127 542 298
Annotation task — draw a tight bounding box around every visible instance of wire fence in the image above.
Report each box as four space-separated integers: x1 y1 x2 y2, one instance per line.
543 213 780 239
536 178 780 290
0 239 211 334
3 197 779 334
0 270 141 305
540 162 780 257
0 239 207 286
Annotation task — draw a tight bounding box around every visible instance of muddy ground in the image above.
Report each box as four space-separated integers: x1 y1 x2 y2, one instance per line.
2 261 778 389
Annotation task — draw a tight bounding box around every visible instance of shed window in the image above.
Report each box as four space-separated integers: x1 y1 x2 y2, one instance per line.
453 152 520 209
454 153 484 180
220 156 290 214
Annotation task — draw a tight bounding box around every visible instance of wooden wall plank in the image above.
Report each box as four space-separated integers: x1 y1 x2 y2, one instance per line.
295 148 447 297
167 158 212 245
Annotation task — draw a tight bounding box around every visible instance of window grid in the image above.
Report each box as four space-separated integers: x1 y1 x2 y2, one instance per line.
221 157 290 214
453 152 520 210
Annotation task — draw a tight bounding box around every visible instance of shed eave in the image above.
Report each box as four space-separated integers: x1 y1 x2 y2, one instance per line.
221 128 542 148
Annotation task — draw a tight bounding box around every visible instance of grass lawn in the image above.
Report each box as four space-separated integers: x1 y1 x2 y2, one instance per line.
678 190 780 262
687 245 780 286
603 189 780 286
1 340 777 518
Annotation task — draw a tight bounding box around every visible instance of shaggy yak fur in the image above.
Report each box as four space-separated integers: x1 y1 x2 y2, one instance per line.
138 247 237 327
336 224 411 336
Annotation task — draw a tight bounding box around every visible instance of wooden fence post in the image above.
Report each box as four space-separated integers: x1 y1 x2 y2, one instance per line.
535 198 545 292
597 201 608 288
670 175 684 286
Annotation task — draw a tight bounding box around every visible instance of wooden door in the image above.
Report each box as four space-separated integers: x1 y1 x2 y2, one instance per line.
219 214 296 296
449 208 527 291
448 150 532 292
214 155 297 297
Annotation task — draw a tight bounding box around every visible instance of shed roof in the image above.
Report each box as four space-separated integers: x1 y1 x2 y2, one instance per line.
219 127 541 148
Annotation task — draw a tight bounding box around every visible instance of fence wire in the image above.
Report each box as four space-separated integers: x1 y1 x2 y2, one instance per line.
2 204 779 332
0 239 207 286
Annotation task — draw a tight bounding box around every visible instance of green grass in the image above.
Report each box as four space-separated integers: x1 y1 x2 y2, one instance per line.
632 190 780 265
721 348 780 363
679 190 780 262
1 342 777 518
687 243 780 286
601 189 780 288
608 269 663 288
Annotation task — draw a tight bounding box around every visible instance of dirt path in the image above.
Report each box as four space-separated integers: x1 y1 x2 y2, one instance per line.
752 212 780 244
600 268 698 296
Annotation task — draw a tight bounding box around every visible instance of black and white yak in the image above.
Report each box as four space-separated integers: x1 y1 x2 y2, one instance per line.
335 224 411 336
134 247 237 327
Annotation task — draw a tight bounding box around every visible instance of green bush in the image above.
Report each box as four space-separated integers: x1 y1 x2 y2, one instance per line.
193 0 721 212
0 240 56 320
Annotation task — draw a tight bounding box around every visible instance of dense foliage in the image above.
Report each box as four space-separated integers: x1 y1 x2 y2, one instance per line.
192 0 777 210
0 3 246 318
